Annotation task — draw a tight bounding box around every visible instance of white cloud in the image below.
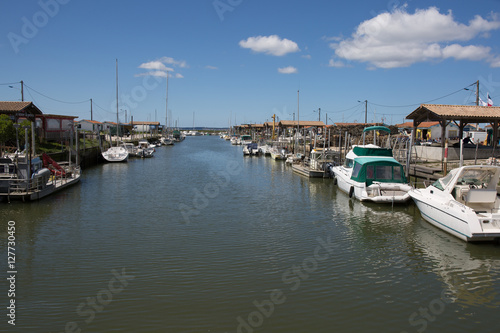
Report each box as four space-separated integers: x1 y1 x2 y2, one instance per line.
135 71 168 78
331 7 500 68
159 56 188 68
205 65 218 70
239 35 300 56
278 66 298 74
302 54 312 60
328 59 347 68
137 57 187 78
138 61 172 72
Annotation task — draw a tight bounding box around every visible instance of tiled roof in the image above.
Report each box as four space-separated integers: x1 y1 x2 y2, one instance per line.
279 120 325 126
0 101 43 114
396 121 440 128
407 104 500 121
79 119 102 124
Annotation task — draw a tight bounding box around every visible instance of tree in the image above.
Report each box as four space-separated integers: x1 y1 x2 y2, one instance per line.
0 114 15 152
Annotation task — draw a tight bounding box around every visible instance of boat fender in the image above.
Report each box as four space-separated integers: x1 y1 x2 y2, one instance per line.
349 186 354 198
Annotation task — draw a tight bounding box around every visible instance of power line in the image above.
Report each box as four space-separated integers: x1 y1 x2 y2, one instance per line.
0 82 21 86
24 83 89 105
370 83 476 108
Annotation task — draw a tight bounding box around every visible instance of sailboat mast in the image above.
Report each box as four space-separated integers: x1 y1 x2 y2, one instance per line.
116 59 119 145
165 72 169 136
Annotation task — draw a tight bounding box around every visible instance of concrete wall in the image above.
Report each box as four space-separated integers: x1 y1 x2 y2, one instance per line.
414 145 499 161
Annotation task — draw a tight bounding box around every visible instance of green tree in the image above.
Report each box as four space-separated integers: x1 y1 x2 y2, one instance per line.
0 114 15 152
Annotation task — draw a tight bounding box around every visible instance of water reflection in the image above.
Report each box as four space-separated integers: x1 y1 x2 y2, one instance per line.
414 218 500 308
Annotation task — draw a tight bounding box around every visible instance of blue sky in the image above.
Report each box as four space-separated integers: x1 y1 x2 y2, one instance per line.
1 0 500 127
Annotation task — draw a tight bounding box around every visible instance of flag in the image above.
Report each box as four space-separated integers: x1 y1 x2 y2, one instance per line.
479 97 488 106
487 93 493 106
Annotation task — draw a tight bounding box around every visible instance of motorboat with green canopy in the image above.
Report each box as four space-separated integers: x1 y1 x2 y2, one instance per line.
328 126 412 203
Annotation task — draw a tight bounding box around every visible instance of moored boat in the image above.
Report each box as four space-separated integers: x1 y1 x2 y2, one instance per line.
102 145 129 162
329 126 412 203
0 152 81 201
409 165 500 242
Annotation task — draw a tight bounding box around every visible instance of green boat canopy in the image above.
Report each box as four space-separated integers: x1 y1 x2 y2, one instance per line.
352 146 393 157
351 157 407 186
363 126 391 133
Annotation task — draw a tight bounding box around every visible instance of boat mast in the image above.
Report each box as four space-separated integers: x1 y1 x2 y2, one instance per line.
296 90 299 152
165 72 169 136
116 59 119 146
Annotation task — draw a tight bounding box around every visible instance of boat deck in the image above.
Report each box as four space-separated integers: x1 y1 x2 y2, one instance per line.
291 164 327 178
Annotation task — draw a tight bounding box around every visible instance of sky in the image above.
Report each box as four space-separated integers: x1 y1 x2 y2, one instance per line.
1 0 500 128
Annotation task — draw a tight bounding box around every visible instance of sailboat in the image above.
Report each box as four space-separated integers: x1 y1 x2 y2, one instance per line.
102 59 129 162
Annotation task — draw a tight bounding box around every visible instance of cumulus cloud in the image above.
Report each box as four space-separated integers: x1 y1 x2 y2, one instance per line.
278 66 298 74
239 35 300 56
159 56 188 68
136 57 187 78
330 7 500 68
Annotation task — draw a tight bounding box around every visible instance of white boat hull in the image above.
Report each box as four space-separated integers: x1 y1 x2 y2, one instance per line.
331 165 411 203
408 166 500 242
410 188 500 242
102 147 129 162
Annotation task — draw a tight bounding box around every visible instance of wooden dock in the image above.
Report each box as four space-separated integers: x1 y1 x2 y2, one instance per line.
408 165 442 183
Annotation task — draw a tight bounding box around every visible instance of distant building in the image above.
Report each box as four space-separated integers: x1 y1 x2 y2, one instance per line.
0 101 77 142
77 119 103 132
396 121 459 141
129 121 160 133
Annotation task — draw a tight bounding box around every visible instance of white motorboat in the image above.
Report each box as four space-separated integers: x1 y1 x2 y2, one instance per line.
270 147 287 160
123 142 140 157
137 140 155 158
239 135 252 145
102 145 129 162
409 165 500 242
329 126 411 203
230 136 240 145
243 143 259 156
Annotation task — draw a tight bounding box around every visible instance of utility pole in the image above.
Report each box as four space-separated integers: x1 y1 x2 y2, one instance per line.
475 80 479 106
318 108 321 122
90 98 93 121
364 100 368 124
20 80 24 101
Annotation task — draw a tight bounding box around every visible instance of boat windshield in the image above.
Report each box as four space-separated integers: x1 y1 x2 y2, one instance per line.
456 168 496 187
343 158 354 168
433 171 455 191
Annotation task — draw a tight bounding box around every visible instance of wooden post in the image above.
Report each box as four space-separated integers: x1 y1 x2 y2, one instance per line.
444 139 448 176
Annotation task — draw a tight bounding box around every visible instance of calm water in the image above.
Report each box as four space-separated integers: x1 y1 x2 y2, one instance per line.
1 136 500 333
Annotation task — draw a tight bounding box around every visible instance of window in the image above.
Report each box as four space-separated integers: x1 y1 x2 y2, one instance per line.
344 158 354 168
366 165 374 179
352 162 362 178
376 165 393 180
394 166 402 181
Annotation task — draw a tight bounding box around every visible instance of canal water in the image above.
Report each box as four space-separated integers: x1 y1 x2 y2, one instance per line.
1 136 500 333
